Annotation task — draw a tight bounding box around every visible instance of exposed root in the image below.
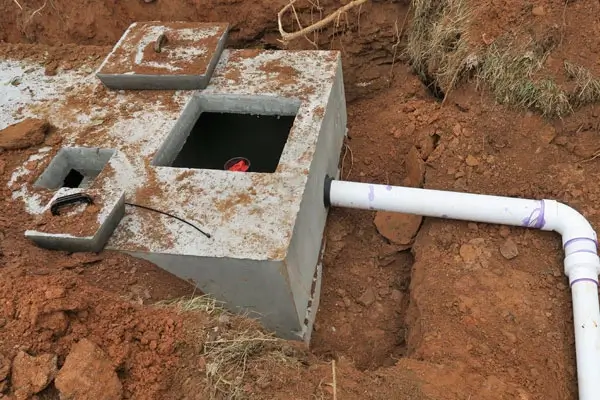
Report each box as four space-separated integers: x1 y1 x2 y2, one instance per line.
13 0 23 10
27 0 47 23
341 142 354 180
278 0 369 44
332 359 338 400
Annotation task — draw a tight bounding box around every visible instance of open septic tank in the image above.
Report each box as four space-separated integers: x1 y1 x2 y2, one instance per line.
3 22 347 342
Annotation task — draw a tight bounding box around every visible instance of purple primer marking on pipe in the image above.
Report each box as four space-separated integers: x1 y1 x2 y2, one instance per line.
522 200 546 229
571 278 599 287
564 237 599 249
386 185 393 191
368 185 375 201
571 249 598 256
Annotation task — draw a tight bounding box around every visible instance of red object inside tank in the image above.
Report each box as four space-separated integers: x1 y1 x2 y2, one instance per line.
227 160 249 172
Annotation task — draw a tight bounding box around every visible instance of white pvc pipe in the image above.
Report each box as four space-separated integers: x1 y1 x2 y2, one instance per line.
326 179 600 400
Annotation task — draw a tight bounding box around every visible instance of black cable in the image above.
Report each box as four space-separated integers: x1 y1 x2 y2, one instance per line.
124 202 211 239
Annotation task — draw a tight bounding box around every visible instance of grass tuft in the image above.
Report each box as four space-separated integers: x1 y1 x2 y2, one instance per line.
406 0 475 97
405 0 600 117
160 295 305 399
478 42 571 117
564 61 600 107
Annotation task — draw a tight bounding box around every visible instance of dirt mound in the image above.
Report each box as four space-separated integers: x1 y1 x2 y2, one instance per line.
0 269 183 398
0 119 50 150
406 0 600 116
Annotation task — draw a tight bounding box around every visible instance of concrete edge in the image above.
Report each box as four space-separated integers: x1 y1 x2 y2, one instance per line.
25 192 126 253
96 24 230 91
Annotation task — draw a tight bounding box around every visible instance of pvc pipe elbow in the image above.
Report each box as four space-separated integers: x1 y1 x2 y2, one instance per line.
545 201 598 245
544 201 600 280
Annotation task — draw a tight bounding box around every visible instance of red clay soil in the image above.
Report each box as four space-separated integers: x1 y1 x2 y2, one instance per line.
1 0 600 399
470 1 600 77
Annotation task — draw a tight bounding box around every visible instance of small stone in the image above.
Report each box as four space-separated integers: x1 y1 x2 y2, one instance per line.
44 286 66 300
465 155 480 167
452 123 462 136
503 330 518 344
532 6 545 16
554 136 568 146
552 269 562 278
459 244 478 263
540 125 557 144
467 223 478 231
55 339 122 400
37 311 69 336
11 351 57 400
499 226 511 238
358 287 376 307
454 170 465 179
390 289 403 302
343 297 352 308
403 146 425 187
500 239 519 260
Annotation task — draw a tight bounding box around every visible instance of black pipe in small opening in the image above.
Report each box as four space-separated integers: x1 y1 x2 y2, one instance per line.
324 175 334 208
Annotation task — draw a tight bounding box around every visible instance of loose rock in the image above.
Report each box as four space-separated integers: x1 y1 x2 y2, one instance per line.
500 239 519 260
11 351 57 400
390 289 403 302
37 311 70 336
55 339 122 400
374 212 422 246
0 119 51 150
532 6 545 16
459 244 479 263
465 154 480 167
358 287 376 307
403 146 426 187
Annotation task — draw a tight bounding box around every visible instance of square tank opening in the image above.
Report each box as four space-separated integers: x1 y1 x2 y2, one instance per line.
170 112 296 173
34 147 116 190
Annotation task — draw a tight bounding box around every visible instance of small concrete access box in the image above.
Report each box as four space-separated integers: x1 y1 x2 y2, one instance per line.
18 22 347 342
96 21 229 90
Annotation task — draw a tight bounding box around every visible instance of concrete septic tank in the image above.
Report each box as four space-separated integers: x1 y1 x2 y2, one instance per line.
6 22 347 342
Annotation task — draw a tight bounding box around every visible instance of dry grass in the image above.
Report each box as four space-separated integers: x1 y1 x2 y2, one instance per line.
161 295 305 400
405 0 475 97
477 41 571 117
405 0 600 117
565 61 600 107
